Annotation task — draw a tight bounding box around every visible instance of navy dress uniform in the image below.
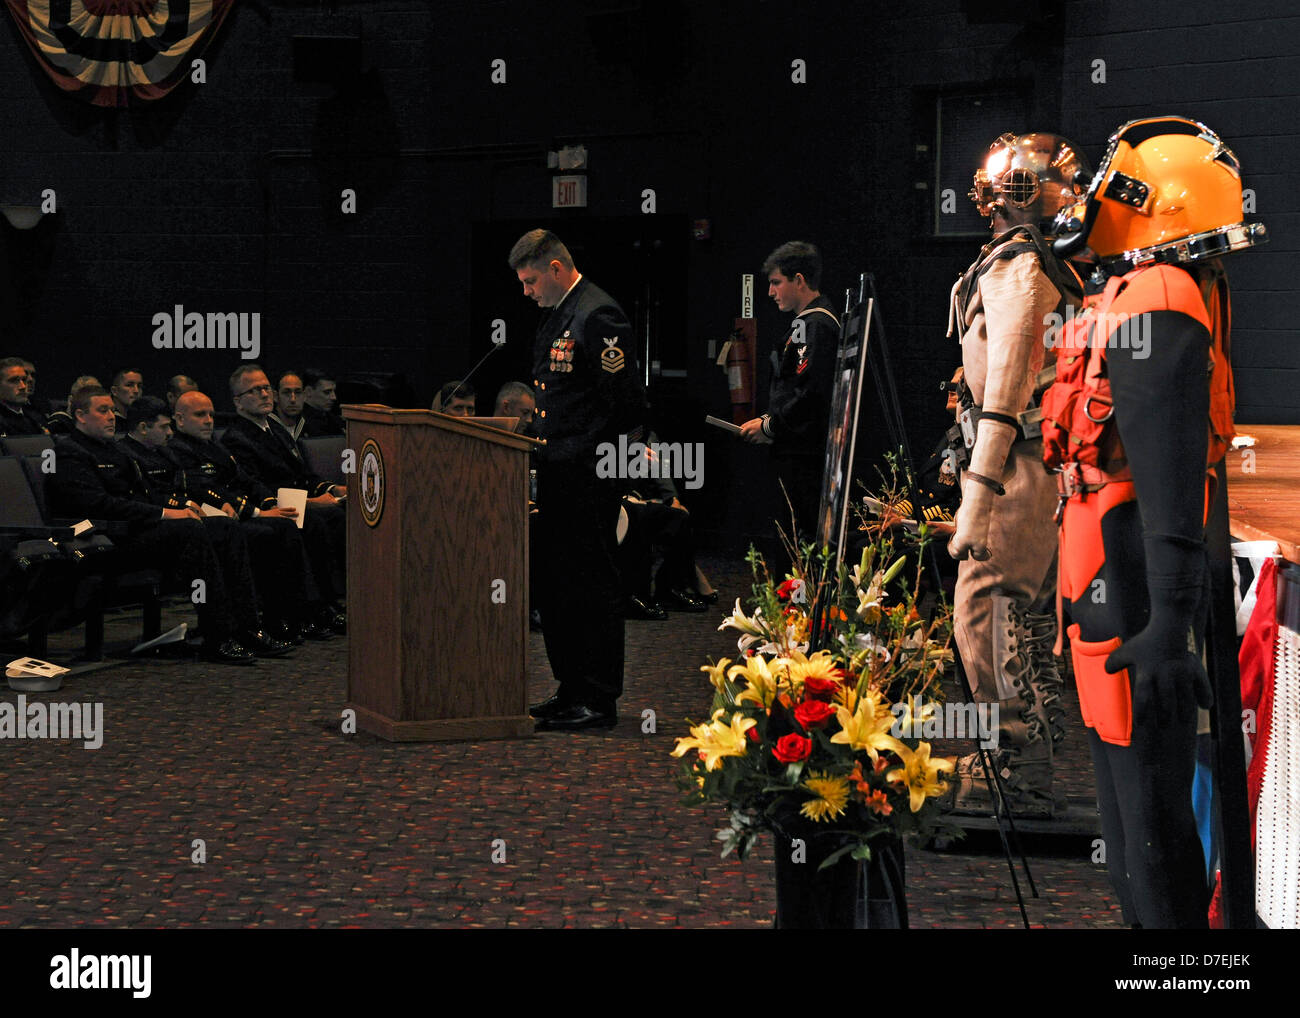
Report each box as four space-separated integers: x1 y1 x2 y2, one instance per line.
222 414 347 592
0 402 48 437
123 433 325 631
763 294 840 543
48 430 263 658
167 428 340 613
532 277 646 723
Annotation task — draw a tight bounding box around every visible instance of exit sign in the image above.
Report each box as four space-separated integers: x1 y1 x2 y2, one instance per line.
552 175 588 208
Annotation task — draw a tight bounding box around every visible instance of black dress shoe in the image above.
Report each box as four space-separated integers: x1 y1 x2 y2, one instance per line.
661 588 707 612
317 605 347 634
624 595 667 620
535 704 617 731
697 589 719 605
204 639 257 666
296 618 334 641
529 693 570 718
243 629 296 658
267 619 304 646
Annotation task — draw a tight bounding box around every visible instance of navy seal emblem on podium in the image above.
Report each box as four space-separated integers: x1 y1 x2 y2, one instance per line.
359 438 385 527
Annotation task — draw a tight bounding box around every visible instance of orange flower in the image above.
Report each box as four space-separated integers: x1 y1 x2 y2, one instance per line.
865 789 893 816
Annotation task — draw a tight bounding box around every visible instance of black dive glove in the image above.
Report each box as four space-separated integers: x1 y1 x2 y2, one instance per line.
1104 534 1214 726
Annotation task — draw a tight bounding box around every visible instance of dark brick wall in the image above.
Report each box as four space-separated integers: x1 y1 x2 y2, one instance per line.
1 1 1295 546
1061 0 1300 423
0 2 446 404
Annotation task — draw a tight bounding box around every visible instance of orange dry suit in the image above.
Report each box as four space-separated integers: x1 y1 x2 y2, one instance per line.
1040 261 1234 746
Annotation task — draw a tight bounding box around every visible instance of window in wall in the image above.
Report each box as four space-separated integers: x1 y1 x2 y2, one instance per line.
933 89 1029 237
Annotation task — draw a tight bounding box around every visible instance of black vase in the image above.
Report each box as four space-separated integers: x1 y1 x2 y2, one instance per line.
772 830 908 929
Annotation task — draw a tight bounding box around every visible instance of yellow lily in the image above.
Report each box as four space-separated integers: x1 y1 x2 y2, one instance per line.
892 694 937 739
670 708 756 772
886 742 956 813
701 657 733 694
855 573 885 625
831 693 906 764
729 655 781 710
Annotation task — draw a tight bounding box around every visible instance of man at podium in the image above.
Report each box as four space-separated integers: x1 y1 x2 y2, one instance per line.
509 229 647 731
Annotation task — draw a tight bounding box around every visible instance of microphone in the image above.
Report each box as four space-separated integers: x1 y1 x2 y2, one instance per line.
444 341 503 408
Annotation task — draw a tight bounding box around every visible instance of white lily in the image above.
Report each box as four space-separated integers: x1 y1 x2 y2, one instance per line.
853 630 893 664
855 570 886 622
719 598 767 638
778 623 809 656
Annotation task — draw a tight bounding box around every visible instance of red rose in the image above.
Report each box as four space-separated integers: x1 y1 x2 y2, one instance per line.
793 699 836 730
803 676 842 700
776 578 805 602
772 733 812 763
746 726 761 743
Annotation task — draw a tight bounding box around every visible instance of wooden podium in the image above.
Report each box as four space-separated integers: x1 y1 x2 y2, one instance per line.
342 406 538 741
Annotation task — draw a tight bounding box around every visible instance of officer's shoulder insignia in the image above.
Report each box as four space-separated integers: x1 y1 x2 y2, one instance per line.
601 336 625 374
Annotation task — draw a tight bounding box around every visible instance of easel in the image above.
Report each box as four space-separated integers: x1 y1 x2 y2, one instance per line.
808 271 1037 928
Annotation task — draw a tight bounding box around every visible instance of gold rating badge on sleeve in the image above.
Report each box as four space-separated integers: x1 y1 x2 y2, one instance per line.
601 337 625 373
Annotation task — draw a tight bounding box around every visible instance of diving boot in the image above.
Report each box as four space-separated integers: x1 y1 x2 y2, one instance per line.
1023 607 1068 749
941 707 1060 819
941 594 1060 818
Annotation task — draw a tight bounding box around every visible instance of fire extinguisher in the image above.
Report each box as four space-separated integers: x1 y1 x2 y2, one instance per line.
726 318 756 424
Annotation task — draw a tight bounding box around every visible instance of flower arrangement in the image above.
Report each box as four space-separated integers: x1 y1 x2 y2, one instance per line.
673 514 957 868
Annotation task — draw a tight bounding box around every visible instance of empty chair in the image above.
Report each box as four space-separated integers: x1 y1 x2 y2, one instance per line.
0 433 55 459
300 435 347 486
0 455 48 530
2 455 161 657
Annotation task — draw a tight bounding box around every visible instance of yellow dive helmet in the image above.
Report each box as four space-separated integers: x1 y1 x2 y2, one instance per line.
1053 116 1267 266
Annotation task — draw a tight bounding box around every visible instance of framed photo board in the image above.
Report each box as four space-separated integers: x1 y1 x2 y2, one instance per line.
815 276 873 569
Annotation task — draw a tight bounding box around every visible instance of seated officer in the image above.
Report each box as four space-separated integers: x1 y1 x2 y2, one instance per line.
45 375 102 436
119 397 184 493
223 366 346 500
170 390 345 638
617 437 706 617
299 367 345 436
271 369 309 442
108 367 143 438
432 380 475 417
19 358 51 418
126 395 336 644
118 396 295 658
493 381 537 436
48 387 287 664
165 374 199 411
0 357 48 436
222 364 347 610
